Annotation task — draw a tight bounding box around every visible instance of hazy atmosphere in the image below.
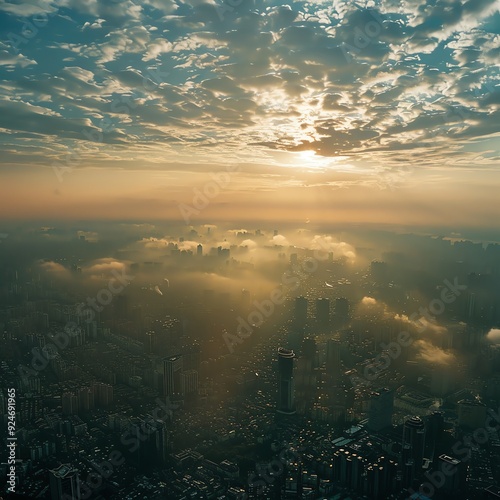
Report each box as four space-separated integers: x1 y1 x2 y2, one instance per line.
1 0 499 499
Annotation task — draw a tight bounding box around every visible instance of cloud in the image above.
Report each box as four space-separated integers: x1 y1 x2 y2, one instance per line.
309 235 356 261
486 328 500 343
270 234 290 246
0 49 37 68
240 239 258 249
38 260 72 279
414 339 456 366
82 258 129 279
0 0 499 224
178 240 201 252
361 296 378 306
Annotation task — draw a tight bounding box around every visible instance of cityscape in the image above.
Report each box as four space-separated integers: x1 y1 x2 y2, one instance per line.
1 224 500 498
1 0 500 498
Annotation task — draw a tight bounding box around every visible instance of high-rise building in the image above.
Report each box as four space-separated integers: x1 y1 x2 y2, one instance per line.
335 298 349 325
437 454 465 496
183 344 201 372
93 382 113 407
458 399 487 429
367 388 394 431
326 339 341 382
129 417 168 466
180 370 199 395
49 464 81 500
426 411 444 460
197 244 203 256
316 298 330 326
163 355 183 397
402 416 426 486
484 485 500 499
301 337 316 365
277 348 296 414
295 297 308 326
62 392 78 416
370 260 388 282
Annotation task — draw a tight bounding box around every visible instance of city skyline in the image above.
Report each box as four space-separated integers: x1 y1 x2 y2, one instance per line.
1 0 500 498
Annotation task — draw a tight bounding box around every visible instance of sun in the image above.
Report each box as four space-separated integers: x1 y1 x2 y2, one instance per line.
299 150 317 161
294 149 326 168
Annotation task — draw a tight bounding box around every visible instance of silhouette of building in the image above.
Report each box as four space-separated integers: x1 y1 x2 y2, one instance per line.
301 337 316 366
484 485 500 499
164 355 183 397
326 339 341 382
49 464 81 500
367 388 394 431
180 369 199 395
402 416 426 486
316 298 330 326
335 298 349 325
277 348 296 414
458 399 487 429
295 297 308 326
437 454 465 497
426 411 445 460
371 261 388 283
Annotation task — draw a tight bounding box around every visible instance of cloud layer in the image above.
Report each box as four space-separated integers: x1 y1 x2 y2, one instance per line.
0 0 499 223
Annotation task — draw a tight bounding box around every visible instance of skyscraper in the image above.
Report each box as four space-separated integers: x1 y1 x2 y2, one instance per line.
367 388 394 431
316 298 330 326
437 454 465 496
334 298 349 325
49 464 81 500
402 416 426 486
277 348 296 414
163 355 183 397
326 339 341 382
180 369 199 395
294 297 308 326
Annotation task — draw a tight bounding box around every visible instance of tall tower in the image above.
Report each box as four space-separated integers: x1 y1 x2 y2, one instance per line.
49 464 81 500
294 297 308 326
277 348 296 414
335 298 349 325
163 355 183 397
402 416 426 486
316 298 330 327
367 388 394 431
326 339 341 382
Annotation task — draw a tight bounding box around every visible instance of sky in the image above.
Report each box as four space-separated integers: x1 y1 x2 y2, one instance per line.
0 0 499 227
